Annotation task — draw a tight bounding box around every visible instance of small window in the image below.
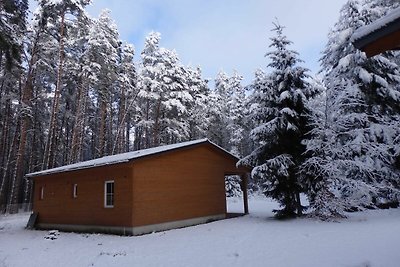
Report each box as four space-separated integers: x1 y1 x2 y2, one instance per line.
39 186 44 200
73 184 78 198
104 180 114 208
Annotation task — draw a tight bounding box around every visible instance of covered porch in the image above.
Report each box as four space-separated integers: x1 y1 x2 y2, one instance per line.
224 171 250 218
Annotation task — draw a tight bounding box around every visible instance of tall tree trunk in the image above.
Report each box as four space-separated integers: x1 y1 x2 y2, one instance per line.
7 28 42 213
24 116 39 210
117 91 142 153
98 96 107 158
59 102 68 165
113 88 139 153
113 86 126 154
69 77 87 163
0 81 10 180
153 99 162 147
43 9 66 170
0 52 4 164
107 93 113 155
77 83 89 161
125 112 131 152
8 76 32 213
30 87 43 172
1 124 19 213
0 87 13 212
144 99 150 149
134 126 142 151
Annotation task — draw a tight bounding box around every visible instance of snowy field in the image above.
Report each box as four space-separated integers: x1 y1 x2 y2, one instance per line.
1 196 400 267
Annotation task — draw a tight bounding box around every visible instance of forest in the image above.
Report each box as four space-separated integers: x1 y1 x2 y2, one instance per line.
0 0 399 219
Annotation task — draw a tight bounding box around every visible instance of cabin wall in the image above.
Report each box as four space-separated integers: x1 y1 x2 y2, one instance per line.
33 163 133 228
362 30 400 57
31 143 249 234
131 144 243 227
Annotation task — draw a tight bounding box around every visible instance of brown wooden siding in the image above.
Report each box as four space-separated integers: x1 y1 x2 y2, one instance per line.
131 144 246 227
362 30 400 57
33 163 133 227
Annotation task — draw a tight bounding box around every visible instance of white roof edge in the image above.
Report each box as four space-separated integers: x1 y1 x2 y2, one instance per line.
26 138 240 178
352 6 400 42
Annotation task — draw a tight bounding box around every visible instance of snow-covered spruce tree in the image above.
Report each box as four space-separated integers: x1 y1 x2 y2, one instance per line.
300 84 348 219
239 23 316 218
304 0 400 216
225 175 242 198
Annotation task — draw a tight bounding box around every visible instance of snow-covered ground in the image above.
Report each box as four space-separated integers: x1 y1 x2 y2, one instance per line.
1 196 400 267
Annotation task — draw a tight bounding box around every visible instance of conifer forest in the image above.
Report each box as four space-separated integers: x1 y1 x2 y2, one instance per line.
1 0 400 219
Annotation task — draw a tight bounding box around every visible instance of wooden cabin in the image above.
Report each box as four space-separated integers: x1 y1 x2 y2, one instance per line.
352 6 400 57
26 139 251 235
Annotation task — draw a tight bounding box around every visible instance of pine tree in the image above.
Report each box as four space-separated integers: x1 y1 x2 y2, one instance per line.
137 32 194 148
67 12 93 164
113 43 137 154
0 0 28 70
208 71 231 148
186 66 210 140
0 0 28 213
41 0 91 169
156 48 193 145
239 22 316 218
85 9 119 157
226 70 248 157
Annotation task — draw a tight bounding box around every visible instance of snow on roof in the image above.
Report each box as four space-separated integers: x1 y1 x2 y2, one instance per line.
26 139 236 178
352 6 400 42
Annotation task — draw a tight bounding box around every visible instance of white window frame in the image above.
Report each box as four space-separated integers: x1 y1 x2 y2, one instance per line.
104 180 114 208
73 184 78 198
40 186 44 200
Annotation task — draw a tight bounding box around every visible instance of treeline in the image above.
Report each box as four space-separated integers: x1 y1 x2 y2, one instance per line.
0 0 252 213
1 0 400 219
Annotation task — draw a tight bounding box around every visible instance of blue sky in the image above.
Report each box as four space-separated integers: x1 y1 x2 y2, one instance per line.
34 0 349 85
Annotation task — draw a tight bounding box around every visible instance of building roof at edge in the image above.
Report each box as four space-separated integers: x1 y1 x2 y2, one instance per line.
352 6 400 48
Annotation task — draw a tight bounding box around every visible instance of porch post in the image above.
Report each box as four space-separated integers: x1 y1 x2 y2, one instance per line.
241 173 249 214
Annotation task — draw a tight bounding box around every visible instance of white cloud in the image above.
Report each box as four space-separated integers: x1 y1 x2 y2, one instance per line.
84 0 348 84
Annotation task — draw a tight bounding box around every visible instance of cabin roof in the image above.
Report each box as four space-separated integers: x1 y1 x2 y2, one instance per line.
26 139 242 178
352 6 400 55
